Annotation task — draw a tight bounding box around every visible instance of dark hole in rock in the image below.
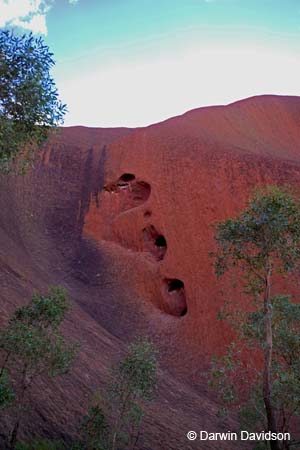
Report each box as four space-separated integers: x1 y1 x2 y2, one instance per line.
163 278 187 317
167 278 184 292
144 210 152 218
119 173 135 182
155 235 167 248
143 225 167 261
180 307 188 317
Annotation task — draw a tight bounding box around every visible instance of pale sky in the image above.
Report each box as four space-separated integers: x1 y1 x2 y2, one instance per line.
1 0 300 127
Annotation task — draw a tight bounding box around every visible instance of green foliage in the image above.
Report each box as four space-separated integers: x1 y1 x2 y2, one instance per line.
0 29 66 173
246 296 300 427
82 337 159 450
0 367 14 409
210 186 300 449
244 295 300 351
109 337 158 450
110 337 158 403
13 286 70 329
81 404 109 450
210 296 300 447
0 286 78 449
0 287 77 381
213 185 300 294
209 342 243 408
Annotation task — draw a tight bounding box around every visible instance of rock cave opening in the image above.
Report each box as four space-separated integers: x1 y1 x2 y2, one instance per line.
163 278 187 317
103 174 151 210
155 235 167 248
118 173 135 183
167 278 184 292
143 225 167 261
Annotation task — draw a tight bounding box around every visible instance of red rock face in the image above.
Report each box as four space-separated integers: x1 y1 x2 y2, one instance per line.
83 95 300 365
1 95 300 448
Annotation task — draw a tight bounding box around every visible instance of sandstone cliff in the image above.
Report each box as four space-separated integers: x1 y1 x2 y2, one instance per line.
1 95 300 449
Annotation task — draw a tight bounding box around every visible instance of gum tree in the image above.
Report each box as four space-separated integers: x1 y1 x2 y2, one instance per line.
210 295 300 449
211 186 300 450
0 29 66 172
82 337 159 450
109 337 158 450
0 286 78 449
80 402 109 450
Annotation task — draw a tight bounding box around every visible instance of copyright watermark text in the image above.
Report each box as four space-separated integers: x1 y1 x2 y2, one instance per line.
187 430 291 442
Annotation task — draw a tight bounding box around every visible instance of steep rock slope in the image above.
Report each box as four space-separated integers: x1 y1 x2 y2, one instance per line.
1 95 300 448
